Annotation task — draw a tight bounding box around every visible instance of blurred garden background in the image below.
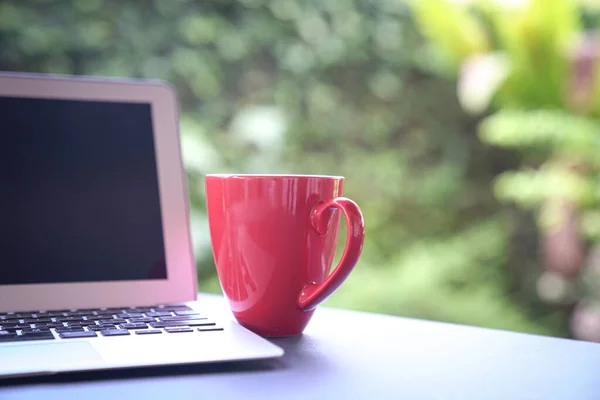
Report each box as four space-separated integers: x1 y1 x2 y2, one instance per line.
3 0 600 341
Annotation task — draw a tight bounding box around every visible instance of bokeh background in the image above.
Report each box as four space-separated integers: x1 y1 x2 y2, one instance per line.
3 0 600 341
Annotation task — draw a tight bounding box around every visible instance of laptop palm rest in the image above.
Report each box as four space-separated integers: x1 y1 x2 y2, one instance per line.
0 342 104 376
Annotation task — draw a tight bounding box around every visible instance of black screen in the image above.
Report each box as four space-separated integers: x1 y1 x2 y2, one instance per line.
0 96 167 285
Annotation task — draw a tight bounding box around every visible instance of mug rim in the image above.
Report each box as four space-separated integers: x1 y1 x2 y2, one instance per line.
205 174 344 179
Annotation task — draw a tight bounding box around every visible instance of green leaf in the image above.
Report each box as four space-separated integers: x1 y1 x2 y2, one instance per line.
411 0 490 73
493 167 595 208
489 0 581 107
479 110 600 164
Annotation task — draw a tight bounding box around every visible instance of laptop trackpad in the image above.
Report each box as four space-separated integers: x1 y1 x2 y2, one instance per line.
0 342 103 376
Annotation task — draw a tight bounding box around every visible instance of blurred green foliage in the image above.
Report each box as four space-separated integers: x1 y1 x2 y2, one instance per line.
0 0 570 337
412 0 600 340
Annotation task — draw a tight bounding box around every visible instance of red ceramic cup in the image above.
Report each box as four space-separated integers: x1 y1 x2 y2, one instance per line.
205 174 365 337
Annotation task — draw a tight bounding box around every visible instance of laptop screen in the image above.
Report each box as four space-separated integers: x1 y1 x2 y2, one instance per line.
0 96 167 285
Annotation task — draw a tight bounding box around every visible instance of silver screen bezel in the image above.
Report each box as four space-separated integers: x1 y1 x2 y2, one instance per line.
0 72 198 312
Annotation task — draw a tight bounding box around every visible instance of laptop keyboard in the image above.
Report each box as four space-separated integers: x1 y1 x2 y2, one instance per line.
0 305 223 343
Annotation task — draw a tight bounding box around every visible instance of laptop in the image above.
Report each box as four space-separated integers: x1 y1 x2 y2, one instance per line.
0 72 284 379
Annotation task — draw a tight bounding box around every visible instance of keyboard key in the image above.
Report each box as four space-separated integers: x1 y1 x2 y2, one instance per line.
100 329 130 337
174 310 202 316
42 313 67 318
66 321 97 327
84 315 107 320
164 327 193 333
150 321 216 328
128 317 156 323
155 305 192 311
56 316 83 322
22 318 52 324
198 327 224 332
0 330 16 338
133 307 155 314
123 307 154 313
119 323 148 330
1 319 21 325
55 326 85 333
3 334 36 342
135 329 162 335
21 328 51 334
99 318 125 324
88 324 115 331
59 331 97 339
13 312 35 318
63 311 87 317
0 327 19 333
117 313 144 318
100 308 124 313
146 312 172 317
2 331 55 342
158 316 207 322
34 322 65 329
1 324 32 330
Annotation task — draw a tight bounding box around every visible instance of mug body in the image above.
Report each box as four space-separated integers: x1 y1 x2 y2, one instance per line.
205 174 343 336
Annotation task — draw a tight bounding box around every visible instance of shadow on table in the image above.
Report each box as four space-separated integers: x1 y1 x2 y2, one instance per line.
0 335 315 387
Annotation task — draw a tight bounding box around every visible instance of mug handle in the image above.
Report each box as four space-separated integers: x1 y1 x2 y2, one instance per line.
297 197 365 311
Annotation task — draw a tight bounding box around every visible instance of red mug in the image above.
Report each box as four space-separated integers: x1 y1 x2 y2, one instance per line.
205 174 365 337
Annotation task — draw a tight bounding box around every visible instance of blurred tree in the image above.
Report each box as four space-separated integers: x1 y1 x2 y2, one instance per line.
412 0 600 341
0 0 568 337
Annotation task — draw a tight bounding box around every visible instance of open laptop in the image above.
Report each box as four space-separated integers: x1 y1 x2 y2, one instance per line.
0 72 284 379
